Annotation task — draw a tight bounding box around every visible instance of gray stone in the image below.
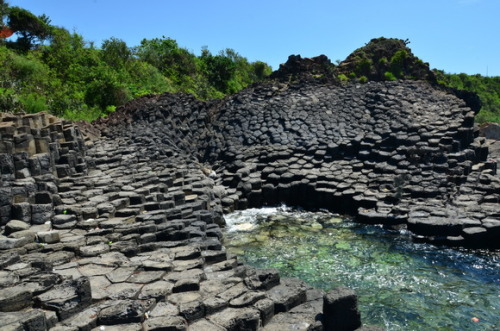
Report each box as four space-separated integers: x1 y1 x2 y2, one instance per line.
149 301 179 317
263 311 320 331
0 270 19 287
138 280 174 300
480 122 500 140
173 278 200 293
179 300 204 321
37 230 60 244
0 286 32 312
127 270 165 284
78 244 110 257
143 316 187 331
105 282 143 300
230 291 266 308
98 300 146 325
8 229 36 242
0 309 47 330
0 252 21 269
5 220 29 235
106 267 137 283
58 305 100 330
207 307 261 331
35 277 92 320
89 275 112 301
91 324 142 331
0 237 30 250
267 278 307 313
53 214 77 225
188 319 225 331
245 268 280 290
253 298 275 326
323 287 361 331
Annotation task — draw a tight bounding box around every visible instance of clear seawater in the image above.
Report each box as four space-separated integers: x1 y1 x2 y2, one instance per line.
223 207 500 330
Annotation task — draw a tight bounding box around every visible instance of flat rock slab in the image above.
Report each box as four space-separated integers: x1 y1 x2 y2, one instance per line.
143 316 187 331
267 278 308 313
188 319 225 331
79 244 111 257
127 270 165 284
0 286 32 312
106 267 138 283
91 323 143 331
79 263 116 277
98 300 148 325
0 309 48 330
407 217 465 236
35 277 92 320
138 280 174 300
105 282 143 300
207 307 261 331
262 311 321 331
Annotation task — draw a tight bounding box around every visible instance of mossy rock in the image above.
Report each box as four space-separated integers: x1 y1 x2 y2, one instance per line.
336 37 436 82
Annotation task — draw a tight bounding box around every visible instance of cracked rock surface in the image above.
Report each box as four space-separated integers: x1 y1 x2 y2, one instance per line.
0 75 498 330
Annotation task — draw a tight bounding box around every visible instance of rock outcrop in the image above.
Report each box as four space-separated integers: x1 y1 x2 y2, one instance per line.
1 51 499 330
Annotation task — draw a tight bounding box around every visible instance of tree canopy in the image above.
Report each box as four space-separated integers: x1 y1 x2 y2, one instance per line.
0 2 272 121
434 71 500 123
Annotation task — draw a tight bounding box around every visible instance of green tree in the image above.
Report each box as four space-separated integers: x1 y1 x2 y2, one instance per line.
434 70 500 123
200 48 237 93
252 61 272 81
134 36 197 80
0 0 9 28
42 27 88 79
0 3 273 121
100 37 131 68
6 6 52 51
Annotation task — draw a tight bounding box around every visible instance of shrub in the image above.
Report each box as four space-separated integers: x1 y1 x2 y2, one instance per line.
355 58 373 77
384 72 397 81
337 74 349 82
0 87 22 112
19 93 47 112
389 49 407 78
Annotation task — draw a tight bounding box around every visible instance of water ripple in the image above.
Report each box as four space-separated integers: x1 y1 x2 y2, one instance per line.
223 208 500 330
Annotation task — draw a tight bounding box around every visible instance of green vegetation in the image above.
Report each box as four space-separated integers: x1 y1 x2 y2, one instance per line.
335 37 499 123
336 37 434 83
434 70 500 123
0 1 272 121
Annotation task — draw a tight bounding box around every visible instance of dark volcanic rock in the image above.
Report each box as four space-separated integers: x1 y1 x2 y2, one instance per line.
323 287 362 331
34 277 91 320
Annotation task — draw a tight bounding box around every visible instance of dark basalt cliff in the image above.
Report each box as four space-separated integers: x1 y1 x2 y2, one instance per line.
95 76 499 249
0 46 499 330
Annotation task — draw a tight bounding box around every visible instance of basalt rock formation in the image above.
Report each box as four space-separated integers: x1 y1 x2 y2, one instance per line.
1 45 499 330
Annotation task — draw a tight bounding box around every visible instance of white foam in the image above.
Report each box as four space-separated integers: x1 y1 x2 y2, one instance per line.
224 206 290 233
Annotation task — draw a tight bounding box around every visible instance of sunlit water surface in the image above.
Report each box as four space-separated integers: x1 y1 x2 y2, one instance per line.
223 207 499 330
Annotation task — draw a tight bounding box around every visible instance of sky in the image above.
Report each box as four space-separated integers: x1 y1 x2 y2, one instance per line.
6 0 500 76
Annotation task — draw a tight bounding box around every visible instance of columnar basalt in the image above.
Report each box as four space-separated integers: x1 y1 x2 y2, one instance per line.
0 112 87 229
1 56 499 330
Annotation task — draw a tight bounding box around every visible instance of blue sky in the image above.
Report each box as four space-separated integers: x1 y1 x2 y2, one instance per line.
7 0 500 76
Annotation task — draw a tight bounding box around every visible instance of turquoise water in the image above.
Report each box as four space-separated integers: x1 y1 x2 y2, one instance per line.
223 207 500 330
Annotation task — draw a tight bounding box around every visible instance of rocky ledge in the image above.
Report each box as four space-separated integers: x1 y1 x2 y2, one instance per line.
1 55 499 330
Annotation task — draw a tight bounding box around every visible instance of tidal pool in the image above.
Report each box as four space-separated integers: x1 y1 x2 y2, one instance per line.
223 207 499 330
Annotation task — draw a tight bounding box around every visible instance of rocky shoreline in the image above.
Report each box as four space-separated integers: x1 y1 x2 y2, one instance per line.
1 70 499 330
